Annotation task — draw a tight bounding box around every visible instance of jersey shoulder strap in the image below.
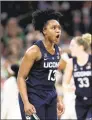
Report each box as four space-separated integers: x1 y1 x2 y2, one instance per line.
34 40 45 57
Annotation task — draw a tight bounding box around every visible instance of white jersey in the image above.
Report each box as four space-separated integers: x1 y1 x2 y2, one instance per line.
1 76 21 119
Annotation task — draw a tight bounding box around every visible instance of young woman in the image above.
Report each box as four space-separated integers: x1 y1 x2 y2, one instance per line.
63 33 92 120
17 9 64 120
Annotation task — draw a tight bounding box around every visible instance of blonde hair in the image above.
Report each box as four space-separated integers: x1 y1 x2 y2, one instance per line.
82 33 91 46
75 33 91 51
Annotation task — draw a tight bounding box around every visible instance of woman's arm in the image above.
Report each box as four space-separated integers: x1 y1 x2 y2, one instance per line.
63 58 73 87
17 45 41 115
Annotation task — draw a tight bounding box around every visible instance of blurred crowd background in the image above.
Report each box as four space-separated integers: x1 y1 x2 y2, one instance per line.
1 1 92 96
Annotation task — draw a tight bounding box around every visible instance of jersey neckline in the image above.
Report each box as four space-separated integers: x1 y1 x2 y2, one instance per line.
76 54 90 67
41 40 57 56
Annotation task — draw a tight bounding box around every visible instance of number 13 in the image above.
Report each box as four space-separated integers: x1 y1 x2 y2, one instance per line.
48 69 56 81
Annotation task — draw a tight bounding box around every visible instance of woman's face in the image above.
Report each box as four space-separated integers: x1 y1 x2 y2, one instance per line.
43 20 61 44
69 39 81 57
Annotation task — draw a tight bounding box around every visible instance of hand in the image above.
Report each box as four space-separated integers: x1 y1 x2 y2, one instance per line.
57 102 65 119
24 102 36 116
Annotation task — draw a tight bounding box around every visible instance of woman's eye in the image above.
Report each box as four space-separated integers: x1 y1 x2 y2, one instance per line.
52 27 55 29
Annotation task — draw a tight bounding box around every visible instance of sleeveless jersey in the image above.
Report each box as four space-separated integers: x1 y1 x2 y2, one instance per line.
26 40 60 91
72 55 92 98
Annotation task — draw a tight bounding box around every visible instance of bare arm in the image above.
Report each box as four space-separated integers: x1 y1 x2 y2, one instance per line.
17 45 41 115
58 47 66 70
57 48 65 117
63 58 73 86
58 59 66 71
58 52 71 71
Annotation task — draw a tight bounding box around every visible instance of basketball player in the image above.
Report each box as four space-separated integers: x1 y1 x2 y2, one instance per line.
17 9 64 120
63 33 92 120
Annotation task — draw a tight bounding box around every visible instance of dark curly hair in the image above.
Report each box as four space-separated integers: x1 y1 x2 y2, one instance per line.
32 9 63 32
11 64 19 78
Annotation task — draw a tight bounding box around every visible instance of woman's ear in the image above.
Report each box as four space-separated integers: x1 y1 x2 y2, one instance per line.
43 27 47 36
80 45 84 51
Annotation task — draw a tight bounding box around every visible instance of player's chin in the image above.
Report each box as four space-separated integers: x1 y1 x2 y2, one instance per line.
54 39 60 44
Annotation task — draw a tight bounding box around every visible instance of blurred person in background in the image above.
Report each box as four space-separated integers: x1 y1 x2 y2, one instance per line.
81 1 92 34
3 17 25 45
82 1 91 17
25 23 35 33
0 24 4 39
51 1 60 11
38 1 51 10
72 10 82 36
82 15 92 34
26 30 44 49
25 32 34 49
1 17 25 69
0 24 7 57
17 9 64 120
5 37 23 64
1 64 21 119
1 37 23 80
74 30 82 37
63 33 92 120
60 30 70 45
60 30 71 54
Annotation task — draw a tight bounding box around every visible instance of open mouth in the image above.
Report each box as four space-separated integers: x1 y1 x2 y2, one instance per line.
56 35 60 39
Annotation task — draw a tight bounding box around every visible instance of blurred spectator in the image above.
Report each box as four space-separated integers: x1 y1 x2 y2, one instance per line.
81 1 92 34
26 30 44 49
1 12 8 21
1 64 21 119
61 31 70 45
38 1 50 10
33 31 44 42
1 37 23 83
25 33 34 49
82 15 92 33
25 23 35 33
0 38 6 57
1 18 24 71
0 24 4 39
60 2 70 11
72 10 82 36
6 38 23 58
82 1 91 16
51 1 60 11
3 17 25 45
74 30 82 36
60 31 71 54
0 25 5 56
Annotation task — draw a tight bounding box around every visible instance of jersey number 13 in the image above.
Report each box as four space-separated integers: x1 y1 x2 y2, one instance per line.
48 69 56 81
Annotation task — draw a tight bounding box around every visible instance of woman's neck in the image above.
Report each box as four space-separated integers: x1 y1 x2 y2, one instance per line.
77 51 88 65
43 38 54 50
